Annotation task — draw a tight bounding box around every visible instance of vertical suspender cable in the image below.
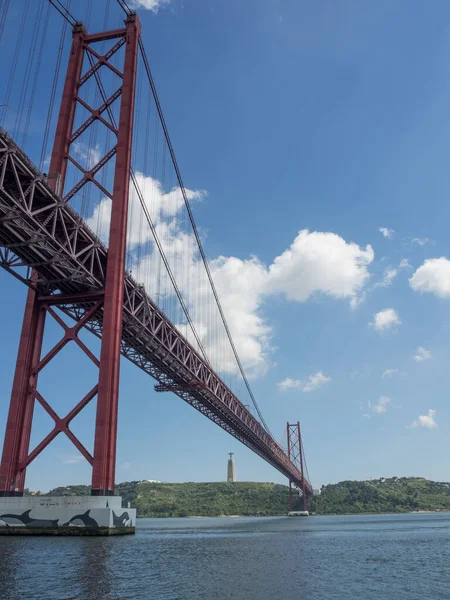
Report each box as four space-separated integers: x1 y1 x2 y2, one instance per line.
85 52 213 365
40 1 70 170
0 0 29 126
22 2 51 148
0 0 11 46
47 0 76 27
13 0 44 138
116 0 272 434
138 41 272 435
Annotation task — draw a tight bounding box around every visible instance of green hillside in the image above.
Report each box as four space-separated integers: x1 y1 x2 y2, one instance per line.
47 481 290 517
309 478 450 514
44 477 450 517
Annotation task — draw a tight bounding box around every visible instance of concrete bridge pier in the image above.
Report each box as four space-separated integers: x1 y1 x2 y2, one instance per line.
0 496 136 535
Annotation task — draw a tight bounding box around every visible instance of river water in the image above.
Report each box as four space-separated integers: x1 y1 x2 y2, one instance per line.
0 513 449 599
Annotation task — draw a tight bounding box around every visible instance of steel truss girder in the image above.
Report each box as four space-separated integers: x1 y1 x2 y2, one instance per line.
0 130 312 494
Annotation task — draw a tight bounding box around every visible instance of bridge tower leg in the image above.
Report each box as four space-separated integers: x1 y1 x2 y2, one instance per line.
0 15 141 497
287 421 308 513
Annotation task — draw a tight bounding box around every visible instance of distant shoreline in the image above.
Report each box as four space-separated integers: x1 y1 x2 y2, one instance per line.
44 479 450 518
137 509 450 519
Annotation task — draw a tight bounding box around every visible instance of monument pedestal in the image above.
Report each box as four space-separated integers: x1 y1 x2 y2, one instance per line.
0 495 136 535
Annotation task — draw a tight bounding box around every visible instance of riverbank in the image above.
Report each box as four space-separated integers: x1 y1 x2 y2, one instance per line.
43 477 450 518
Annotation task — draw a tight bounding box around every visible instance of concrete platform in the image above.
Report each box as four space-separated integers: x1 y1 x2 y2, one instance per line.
0 495 136 535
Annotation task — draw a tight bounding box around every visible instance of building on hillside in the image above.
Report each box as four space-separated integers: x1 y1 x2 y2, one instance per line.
138 480 161 485
227 453 236 483
385 477 399 483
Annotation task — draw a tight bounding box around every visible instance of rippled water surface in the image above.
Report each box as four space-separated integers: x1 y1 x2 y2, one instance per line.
0 513 450 599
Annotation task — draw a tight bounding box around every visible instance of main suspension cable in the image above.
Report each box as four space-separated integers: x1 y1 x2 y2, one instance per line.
115 0 132 15
47 0 77 26
40 0 70 170
138 40 272 434
111 0 272 434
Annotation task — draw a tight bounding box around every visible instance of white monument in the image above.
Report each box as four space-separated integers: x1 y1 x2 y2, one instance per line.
227 452 236 483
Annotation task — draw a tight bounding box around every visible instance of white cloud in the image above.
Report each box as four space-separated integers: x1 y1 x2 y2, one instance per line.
120 461 133 469
370 395 391 414
72 141 101 170
277 378 303 391
59 454 83 465
382 368 404 378
410 258 450 298
176 256 271 376
411 237 429 246
414 346 431 362
42 154 51 170
302 371 331 392
86 175 374 376
277 371 331 392
128 0 172 12
86 173 206 247
399 258 411 269
412 409 437 429
370 308 401 331
374 267 397 288
379 227 394 239
208 256 271 374
267 230 374 306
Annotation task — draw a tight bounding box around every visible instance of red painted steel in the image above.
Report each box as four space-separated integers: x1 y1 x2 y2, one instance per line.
287 422 309 511
48 24 86 196
287 422 294 511
298 421 307 511
92 14 141 496
0 24 88 497
0 15 140 496
0 286 45 495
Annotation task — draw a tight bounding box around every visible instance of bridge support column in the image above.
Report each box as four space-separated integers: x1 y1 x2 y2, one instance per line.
0 288 45 496
0 14 141 500
287 422 309 516
0 13 86 500
91 14 141 496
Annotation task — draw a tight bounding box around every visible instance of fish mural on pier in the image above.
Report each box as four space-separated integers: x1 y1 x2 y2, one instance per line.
0 506 133 529
0 510 59 527
63 510 99 527
112 511 132 527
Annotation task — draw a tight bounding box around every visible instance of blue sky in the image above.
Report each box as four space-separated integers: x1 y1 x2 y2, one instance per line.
2 0 450 492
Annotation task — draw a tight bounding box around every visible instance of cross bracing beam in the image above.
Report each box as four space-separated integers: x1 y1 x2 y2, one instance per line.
0 129 312 495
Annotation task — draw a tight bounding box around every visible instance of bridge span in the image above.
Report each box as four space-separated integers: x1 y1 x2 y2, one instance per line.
0 128 312 495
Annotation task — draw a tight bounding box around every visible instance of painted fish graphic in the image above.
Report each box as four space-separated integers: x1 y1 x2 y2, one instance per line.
0 509 58 527
112 511 132 527
63 510 99 527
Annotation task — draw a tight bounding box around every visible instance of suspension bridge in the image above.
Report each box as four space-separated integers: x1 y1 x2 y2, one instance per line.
0 0 311 532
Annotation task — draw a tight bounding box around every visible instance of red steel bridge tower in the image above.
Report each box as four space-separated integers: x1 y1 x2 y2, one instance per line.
0 14 141 497
287 422 308 513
